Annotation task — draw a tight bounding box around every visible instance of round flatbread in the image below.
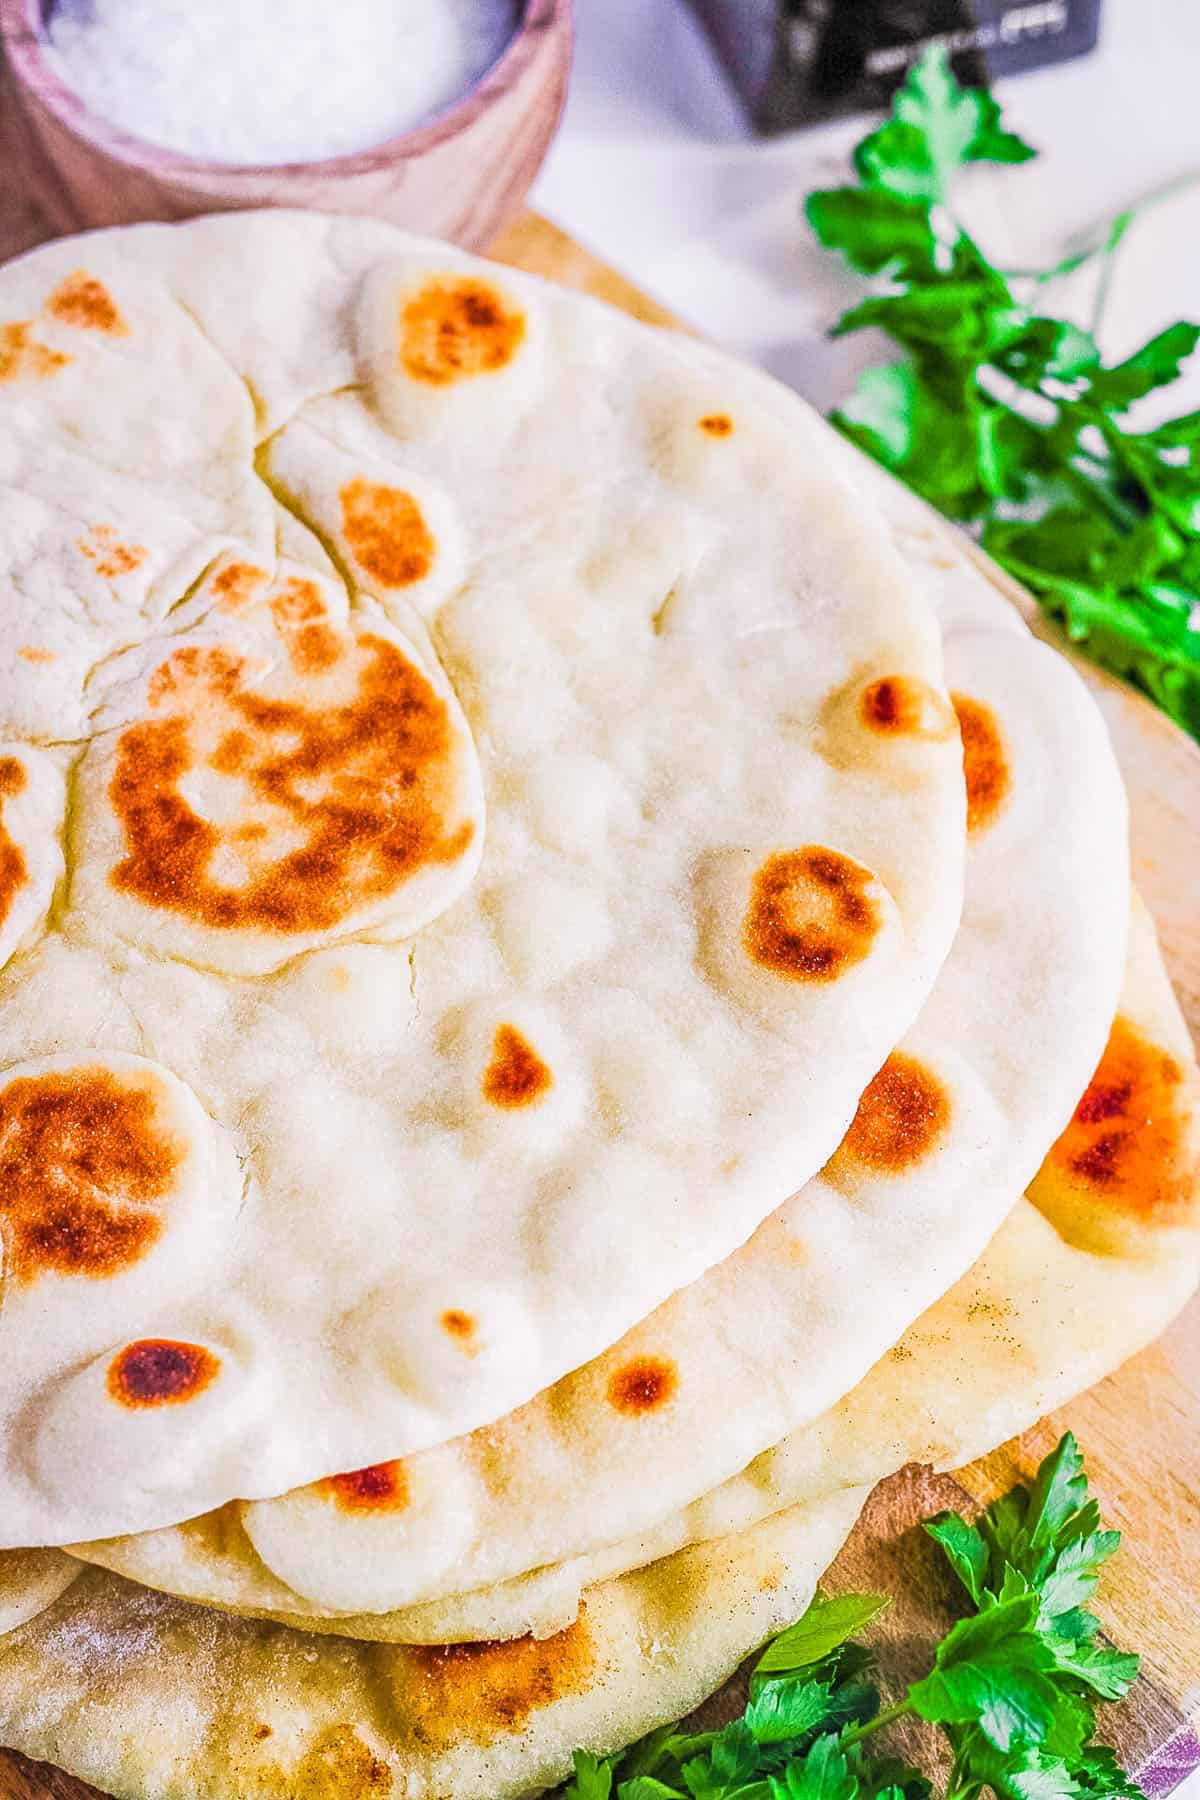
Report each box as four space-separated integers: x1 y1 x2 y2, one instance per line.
0 884 1189 1800
67 491 1132 1624
4 929 1197 1793
2 1490 866 1800
0 213 966 1545
66 890 1199 1650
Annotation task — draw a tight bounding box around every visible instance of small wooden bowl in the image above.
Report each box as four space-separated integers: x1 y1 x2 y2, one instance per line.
0 0 572 252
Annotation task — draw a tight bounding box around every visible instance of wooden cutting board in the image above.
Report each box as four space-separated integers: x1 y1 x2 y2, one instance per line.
0 202 1198 1800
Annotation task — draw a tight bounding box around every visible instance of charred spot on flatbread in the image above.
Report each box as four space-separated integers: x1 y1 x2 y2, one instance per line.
78 525 147 580
108 633 472 936
837 1052 951 1174
482 1025 552 1109
318 1462 410 1515
744 847 881 982
698 413 734 437
861 676 956 740
0 1066 181 1283
108 1339 220 1408
212 563 270 612
0 321 70 383
399 278 525 386
46 272 128 336
340 478 435 588
952 692 1011 834
268 577 341 676
1045 1017 1199 1223
440 1308 478 1348
607 1356 679 1415
260 1724 393 1797
0 757 28 930
408 1615 594 1748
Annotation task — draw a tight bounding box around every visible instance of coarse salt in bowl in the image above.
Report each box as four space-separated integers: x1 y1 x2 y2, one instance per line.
43 0 521 167
0 0 572 251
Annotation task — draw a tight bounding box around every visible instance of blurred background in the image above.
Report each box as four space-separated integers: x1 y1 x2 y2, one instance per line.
535 0 1200 414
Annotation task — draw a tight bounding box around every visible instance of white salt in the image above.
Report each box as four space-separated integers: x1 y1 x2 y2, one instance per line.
45 0 519 165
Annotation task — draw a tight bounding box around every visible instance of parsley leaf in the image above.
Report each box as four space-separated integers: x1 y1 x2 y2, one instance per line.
853 47 1036 205
806 46 1200 741
1079 326 1200 413
923 1514 989 1607
803 190 942 279
755 1595 892 1676
770 1734 859 1800
568 1749 617 1799
907 1598 1061 1751
564 1437 1144 1800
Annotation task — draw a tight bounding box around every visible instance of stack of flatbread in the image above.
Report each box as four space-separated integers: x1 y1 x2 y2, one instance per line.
0 214 1195 1800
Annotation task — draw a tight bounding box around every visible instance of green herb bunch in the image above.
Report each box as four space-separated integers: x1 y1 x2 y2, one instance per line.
805 50 1200 741
566 1435 1142 1800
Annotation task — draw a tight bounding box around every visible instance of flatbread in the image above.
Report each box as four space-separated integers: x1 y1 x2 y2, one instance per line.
0 1493 866 1800
0 1553 80 1640
1 893 1193 1799
65 890 1200 1648
67 480 1131 1617
0 213 969 1544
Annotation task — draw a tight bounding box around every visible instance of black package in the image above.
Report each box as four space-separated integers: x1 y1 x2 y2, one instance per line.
687 0 1102 134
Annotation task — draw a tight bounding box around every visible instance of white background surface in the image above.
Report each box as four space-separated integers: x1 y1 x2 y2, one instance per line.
533 0 1200 413
533 0 1200 1766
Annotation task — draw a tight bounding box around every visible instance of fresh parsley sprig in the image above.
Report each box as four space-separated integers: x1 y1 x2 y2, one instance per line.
565 1435 1142 1800
804 48 1200 742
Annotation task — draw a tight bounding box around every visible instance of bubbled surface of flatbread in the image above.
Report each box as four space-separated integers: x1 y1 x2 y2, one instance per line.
72 895 1197 1649
0 213 968 1546
72 487 1132 1628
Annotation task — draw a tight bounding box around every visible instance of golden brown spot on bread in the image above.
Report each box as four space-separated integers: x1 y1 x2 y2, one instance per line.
699 413 734 437
269 578 325 627
269 578 341 676
270 1724 393 1797
253 1725 273 1742
17 646 55 664
110 632 472 936
952 692 1011 834
147 645 246 711
1043 1017 1198 1223
0 321 70 383
441 1307 477 1346
78 524 146 580
861 676 956 739
744 847 881 983
0 756 28 932
400 277 525 386
213 562 269 613
108 1339 219 1408
318 1461 409 1515
607 1356 679 1415
289 627 342 676
409 1616 593 1750
482 1024 553 1109
340 478 435 589
46 272 128 336
838 1052 950 1174
0 1065 180 1283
